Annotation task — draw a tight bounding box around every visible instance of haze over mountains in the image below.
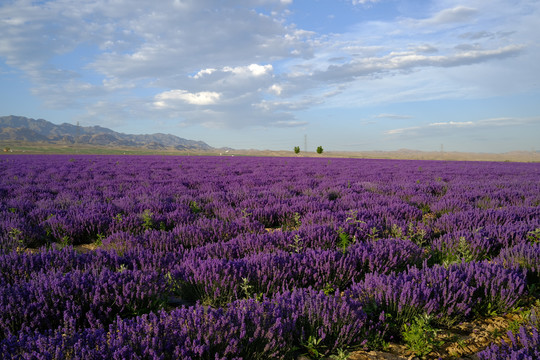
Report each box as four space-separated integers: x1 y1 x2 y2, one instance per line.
0 116 213 150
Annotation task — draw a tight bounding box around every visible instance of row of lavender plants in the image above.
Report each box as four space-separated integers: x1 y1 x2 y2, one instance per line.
0 246 536 359
1 155 539 359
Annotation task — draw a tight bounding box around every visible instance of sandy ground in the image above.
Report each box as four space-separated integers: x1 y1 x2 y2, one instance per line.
227 149 540 162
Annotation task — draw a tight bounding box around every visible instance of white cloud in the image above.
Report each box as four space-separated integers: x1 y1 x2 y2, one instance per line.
192 68 217 79
88 2 304 82
429 121 474 127
478 117 540 126
422 6 478 26
351 0 380 5
154 90 222 107
385 127 419 135
223 64 273 77
269 84 283 95
312 45 524 83
193 64 273 80
385 117 540 137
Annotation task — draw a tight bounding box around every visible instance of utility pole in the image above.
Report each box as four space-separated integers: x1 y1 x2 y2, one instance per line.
304 134 307 153
76 121 80 153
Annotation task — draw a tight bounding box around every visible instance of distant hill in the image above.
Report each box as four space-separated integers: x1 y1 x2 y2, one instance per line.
0 115 213 150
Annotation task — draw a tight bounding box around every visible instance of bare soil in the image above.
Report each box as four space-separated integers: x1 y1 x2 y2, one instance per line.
349 312 521 360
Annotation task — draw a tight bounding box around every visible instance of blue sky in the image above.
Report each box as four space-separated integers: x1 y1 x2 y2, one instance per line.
1 0 539 153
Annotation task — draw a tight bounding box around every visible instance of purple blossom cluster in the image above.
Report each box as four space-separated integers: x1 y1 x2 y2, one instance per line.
1 155 539 358
0 238 423 310
0 266 167 340
477 310 540 360
1 288 385 359
495 242 540 284
346 261 527 330
171 238 424 307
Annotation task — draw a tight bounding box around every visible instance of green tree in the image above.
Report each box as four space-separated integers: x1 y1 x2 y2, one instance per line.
316 146 323 154
294 146 300 154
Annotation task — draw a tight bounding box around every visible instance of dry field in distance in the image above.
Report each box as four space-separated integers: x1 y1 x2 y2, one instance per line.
2 141 539 162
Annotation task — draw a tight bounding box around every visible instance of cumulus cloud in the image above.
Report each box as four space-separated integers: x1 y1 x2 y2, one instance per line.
192 68 217 79
87 2 309 83
154 90 222 107
223 64 273 77
269 84 283 95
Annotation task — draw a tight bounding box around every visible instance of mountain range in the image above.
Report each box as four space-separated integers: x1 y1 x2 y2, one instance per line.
0 115 213 150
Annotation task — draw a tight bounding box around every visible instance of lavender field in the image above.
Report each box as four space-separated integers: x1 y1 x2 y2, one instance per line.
0 155 539 359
